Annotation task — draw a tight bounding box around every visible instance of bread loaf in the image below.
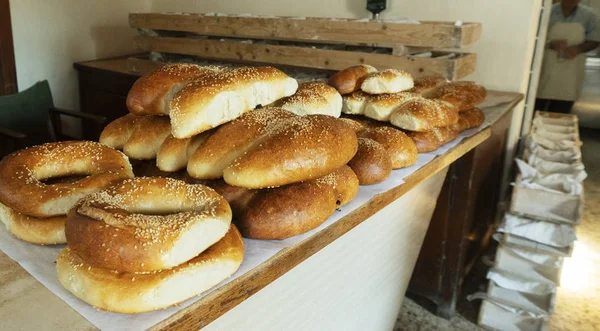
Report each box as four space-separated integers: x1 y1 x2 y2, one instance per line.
361 69 414 94
408 76 449 97
359 126 418 169
100 114 172 160
407 126 460 153
430 81 487 112
348 138 392 185
341 91 370 115
212 166 359 240
170 66 298 138
98 114 141 149
188 107 358 188
273 82 342 117
126 64 225 116
363 92 421 121
156 132 212 172
389 98 459 132
327 64 377 94
456 107 485 132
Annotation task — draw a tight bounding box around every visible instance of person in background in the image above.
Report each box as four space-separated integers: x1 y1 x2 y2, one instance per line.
536 0 600 113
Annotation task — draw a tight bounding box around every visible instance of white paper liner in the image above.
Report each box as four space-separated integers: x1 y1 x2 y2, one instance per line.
486 268 556 296
526 157 585 177
498 214 577 248
504 245 563 268
525 133 578 151
533 113 577 126
525 144 581 164
516 158 587 184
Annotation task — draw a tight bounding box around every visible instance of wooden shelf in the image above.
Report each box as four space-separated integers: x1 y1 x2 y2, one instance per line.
129 13 481 48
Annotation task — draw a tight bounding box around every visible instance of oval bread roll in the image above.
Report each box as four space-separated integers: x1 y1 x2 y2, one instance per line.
348 138 392 185
408 76 449 97
56 224 244 314
126 64 225 116
342 91 370 115
408 126 460 153
327 64 377 94
170 66 298 138
430 81 487 112
364 92 421 121
273 82 342 117
457 107 485 132
359 126 418 169
100 114 172 160
389 98 459 132
156 132 213 172
98 113 141 149
361 69 414 94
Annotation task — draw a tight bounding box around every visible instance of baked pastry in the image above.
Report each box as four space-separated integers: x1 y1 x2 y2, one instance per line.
170 66 298 138
212 165 359 240
348 138 392 185
65 177 231 273
341 91 370 115
0 201 66 245
359 126 418 169
100 114 171 160
361 69 414 94
430 81 487 112
389 98 459 132
327 64 377 94
363 92 421 121
408 126 460 153
188 107 358 188
456 107 485 132
408 76 449 97
273 82 342 117
156 132 212 172
57 224 243 314
126 63 225 116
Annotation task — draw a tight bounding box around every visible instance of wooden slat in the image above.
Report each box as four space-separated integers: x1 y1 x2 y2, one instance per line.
129 13 481 48
134 36 476 80
149 128 491 331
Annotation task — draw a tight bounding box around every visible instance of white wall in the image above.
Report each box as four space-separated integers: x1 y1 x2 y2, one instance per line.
9 0 150 112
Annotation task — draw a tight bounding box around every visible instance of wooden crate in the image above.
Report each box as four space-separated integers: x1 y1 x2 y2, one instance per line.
129 13 480 80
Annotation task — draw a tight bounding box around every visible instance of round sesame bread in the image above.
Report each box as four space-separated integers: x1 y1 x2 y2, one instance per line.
170 66 298 139
273 82 342 117
65 177 232 273
341 91 370 115
359 126 418 169
389 98 459 132
360 69 414 94
430 81 487 112
457 107 485 132
0 201 66 245
100 114 172 160
211 165 358 240
126 63 225 116
156 131 213 172
56 224 243 314
408 76 449 97
363 92 421 122
189 107 358 189
348 138 392 185
0 141 134 217
327 64 377 95
407 126 460 153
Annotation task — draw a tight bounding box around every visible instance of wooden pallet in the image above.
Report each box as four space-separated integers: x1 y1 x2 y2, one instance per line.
129 13 480 80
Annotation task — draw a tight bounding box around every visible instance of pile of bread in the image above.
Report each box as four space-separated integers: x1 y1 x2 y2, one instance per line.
0 62 486 314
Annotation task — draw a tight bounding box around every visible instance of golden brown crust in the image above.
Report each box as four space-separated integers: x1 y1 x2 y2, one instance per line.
407 126 460 153
408 76 449 97
100 115 172 160
0 201 66 245
431 81 487 112
359 126 418 169
170 66 298 138
341 90 370 115
327 64 377 94
99 114 142 150
0 141 133 217
56 225 244 314
348 138 392 185
364 92 421 121
126 64 224 116
389 98 459 132
273 82 342 117
457 107 485 132
65 177 232 273
316 165 359 207
156 131 213 172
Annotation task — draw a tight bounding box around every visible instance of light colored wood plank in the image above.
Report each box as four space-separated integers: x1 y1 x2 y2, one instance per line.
134 36 476 79
129 13 481 48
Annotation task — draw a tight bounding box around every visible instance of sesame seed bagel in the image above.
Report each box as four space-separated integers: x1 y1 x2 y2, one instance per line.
126 63 226 116
170 66 298 138
0 141 134 217
65 177 232 273
389 98 459 132
273 82 342 117
0 201 66 245
430 81 487 112
100 114 172 160
56 224 243 314
361 69 414 94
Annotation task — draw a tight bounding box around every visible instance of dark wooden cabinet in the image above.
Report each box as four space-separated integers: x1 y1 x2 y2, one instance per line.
407 104 517 319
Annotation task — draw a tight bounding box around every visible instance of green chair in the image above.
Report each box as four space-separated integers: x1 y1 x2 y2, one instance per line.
0 80 107 158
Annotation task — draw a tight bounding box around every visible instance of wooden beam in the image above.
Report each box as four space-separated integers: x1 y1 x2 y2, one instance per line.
134 36 476 80
129 13 481 49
